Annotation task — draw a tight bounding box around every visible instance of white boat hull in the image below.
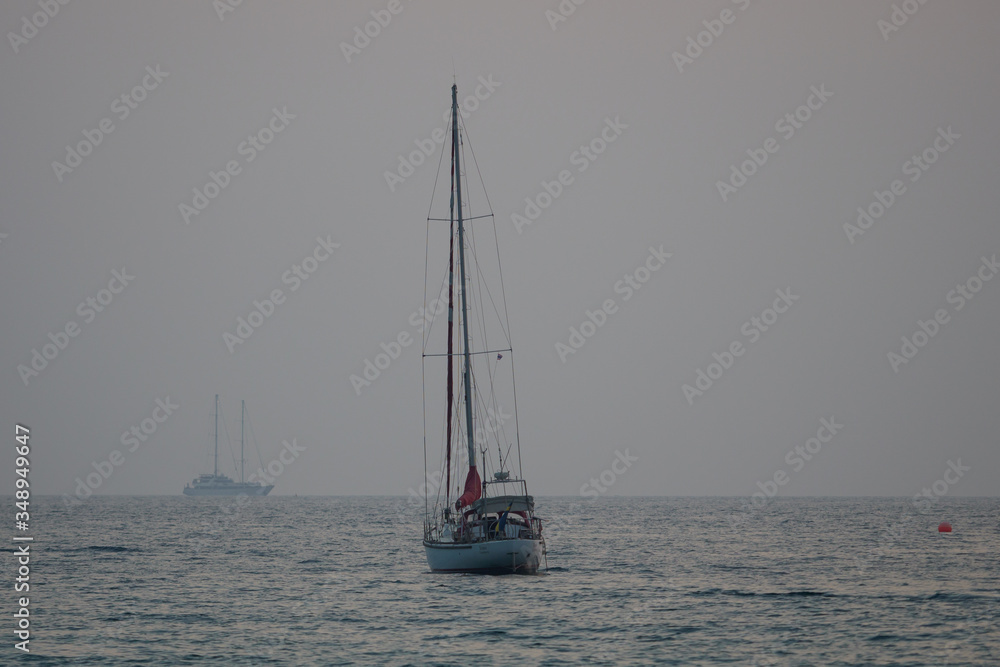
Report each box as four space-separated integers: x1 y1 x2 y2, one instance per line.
424 538 543 574
182 484 273 496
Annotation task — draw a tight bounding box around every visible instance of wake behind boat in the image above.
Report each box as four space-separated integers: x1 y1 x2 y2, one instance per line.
184 395 273 496
420 84 545 575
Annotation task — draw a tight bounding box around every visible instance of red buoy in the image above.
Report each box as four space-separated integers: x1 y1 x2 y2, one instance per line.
938 522 952 533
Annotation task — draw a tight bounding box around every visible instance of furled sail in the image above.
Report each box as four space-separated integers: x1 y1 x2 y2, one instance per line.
455 466 481 509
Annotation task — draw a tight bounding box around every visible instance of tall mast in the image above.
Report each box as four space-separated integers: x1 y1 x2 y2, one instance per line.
452 84 476 469
214 393 219 477
241 399 245 484
444 203 456 506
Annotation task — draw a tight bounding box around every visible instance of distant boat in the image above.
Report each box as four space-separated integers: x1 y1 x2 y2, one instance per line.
184 395 273 496
421 84 545 574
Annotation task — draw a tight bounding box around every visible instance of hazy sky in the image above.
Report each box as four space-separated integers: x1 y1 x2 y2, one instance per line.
2 1 997 500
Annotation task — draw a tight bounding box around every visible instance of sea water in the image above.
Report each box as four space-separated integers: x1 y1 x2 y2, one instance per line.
18 496 999 665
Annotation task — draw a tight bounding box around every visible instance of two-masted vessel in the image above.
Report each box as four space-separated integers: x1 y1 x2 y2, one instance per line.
421 84 545 574
184 395 273 496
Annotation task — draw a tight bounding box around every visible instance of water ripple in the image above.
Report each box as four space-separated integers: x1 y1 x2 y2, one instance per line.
27 495 1000 665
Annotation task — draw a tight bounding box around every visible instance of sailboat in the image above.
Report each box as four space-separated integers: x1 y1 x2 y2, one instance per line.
183 395 274 496
421 84 545 574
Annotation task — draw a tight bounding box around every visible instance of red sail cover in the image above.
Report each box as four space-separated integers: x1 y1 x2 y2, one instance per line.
455 467 481 509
